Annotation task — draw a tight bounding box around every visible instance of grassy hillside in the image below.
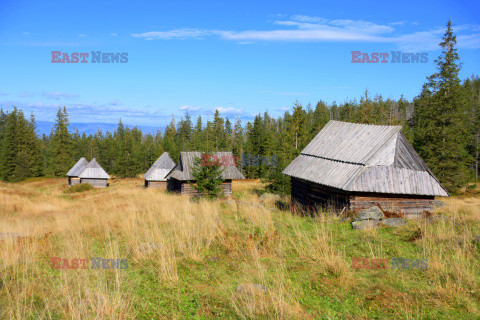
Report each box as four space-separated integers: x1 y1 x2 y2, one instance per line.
0 178 479 319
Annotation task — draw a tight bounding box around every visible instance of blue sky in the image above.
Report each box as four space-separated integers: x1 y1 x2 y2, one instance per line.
0 0 479 129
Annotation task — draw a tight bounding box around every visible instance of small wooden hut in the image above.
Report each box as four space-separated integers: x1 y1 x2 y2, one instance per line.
144 152 176 188
166 151 245 196
77 158 111 188
282 120 449 216
66 157 88 185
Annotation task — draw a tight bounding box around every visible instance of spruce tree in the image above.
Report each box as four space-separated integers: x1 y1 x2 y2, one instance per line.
0 109 19 181
413 19 471 191
190 154 225 199
47 107 73 176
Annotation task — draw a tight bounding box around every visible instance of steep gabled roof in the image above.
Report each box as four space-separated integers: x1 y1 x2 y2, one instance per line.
144 152 176 181
283 120 448 196
166 151 245 181
67 157 88 177
78 158 110 179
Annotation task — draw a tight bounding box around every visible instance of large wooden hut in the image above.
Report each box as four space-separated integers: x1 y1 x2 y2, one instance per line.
66 157 88 185
144 152 176 188
166 151 245 196
77 158 111 188
282 120 449 216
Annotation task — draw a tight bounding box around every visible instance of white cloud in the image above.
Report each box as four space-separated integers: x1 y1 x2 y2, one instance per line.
214 106 244 114
131 29 213 40
78 34 87 37
179 105 201 112
108 99 121 106
389 21 408 26
43 91 79 100
211 106 254 120
290 15 327 23
130 16 480 51
0 100 170 121
111 33 118 37
18 92 35 98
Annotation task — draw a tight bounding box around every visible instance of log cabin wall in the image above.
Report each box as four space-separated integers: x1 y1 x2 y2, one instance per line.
291 177 435 216
80 178 108 188
169 179 233 196
349 194 435 217
291 178 349 211
70 178 81 185
145 181 167 188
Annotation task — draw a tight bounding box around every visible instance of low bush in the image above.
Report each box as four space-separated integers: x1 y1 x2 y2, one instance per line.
64 183 94 193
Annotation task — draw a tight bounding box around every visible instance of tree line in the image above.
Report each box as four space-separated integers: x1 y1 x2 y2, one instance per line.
0 20 479 193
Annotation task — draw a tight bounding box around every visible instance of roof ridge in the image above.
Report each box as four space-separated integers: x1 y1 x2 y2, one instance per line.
299 152 365 166
329 120 403 129
363 128 402 165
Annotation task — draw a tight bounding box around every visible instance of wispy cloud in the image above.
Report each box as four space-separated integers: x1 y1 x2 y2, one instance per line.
389 21 408 26
214 106 244 114
131 15 480 51
43 91 79 100
110 33 118 37
212 106 253 120
78 34 87 37
0 100 170 121
108 99 121 106
179 105 201 112
18 92 35 98
131 29 213 40
178 105 253 120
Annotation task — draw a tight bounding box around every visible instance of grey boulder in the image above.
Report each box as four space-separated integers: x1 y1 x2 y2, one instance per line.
352 220 379 230
355 206 385 221
380 218 406 227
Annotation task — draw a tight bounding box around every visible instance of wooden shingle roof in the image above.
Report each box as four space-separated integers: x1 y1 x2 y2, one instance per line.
166 151 245 181
78 158 110 179
283 120 449 197
144 152 176 181
66 157 88 177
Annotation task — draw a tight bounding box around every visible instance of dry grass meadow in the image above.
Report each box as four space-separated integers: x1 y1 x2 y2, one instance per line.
0 178 479 319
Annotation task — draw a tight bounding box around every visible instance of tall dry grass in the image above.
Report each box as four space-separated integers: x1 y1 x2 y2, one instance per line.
0 179 479 318
0 179 225 318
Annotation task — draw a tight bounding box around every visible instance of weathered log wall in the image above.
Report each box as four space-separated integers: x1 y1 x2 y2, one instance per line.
168 179 232 196
145 181 167 188
291 178 349 211
80 178 108 188
70 178 81 186
350 194 435 217
291 177 436 216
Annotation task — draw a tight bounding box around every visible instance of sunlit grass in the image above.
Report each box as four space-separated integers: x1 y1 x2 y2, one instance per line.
0 178 479 319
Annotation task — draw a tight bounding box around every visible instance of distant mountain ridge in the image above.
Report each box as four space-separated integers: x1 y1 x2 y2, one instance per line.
36 121 165 136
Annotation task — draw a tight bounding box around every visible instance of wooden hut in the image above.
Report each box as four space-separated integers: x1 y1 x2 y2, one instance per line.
144 152 176 188
166 151 245 196
66 157 88 185
282 120 449 216
77 158 111 188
